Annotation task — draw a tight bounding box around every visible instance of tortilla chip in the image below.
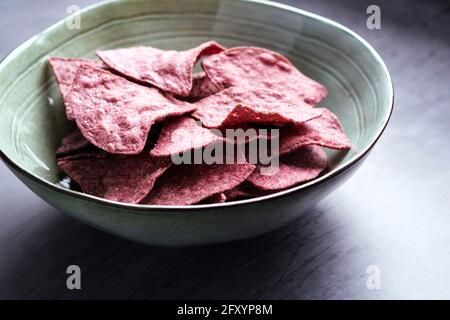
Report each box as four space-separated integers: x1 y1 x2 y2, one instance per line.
48 57 103 120
142 161 256 205
58 151 171 204
279 108 351 154
247 146 327 190
67 65 195 154
56 128 90 156
97 41 225 97
202 47 327 105
150 116 224 157
192 87 323 128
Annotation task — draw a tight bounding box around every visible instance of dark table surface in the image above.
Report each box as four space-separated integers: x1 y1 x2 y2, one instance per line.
1 0 449 299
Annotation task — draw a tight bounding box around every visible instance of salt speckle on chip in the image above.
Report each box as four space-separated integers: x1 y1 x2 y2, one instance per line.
48 57 103 120
97 41 225 97
192 86 323 128
58 151 171 204
67 65 195 154
202 47 327 105
150 116 224 157
247 146 327 190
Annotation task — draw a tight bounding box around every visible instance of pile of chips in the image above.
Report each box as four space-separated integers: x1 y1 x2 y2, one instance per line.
50 41 350 205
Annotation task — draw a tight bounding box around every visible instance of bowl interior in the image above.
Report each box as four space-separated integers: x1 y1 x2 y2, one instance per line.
0 0 392 193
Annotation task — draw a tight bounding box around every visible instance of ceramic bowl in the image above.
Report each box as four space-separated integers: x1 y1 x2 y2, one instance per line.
0 0 393 246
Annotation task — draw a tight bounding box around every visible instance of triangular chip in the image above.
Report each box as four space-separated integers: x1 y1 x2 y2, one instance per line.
150 116 224 157
49 58 104 120
192 87 323 128
67 65 196 154
58 151 171 204
247 146 327 190
97 41 225 97
202 47 327 105
279 108 351 155
142 161 255 205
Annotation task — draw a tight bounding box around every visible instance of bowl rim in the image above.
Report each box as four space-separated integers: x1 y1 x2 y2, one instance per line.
0 0 394 213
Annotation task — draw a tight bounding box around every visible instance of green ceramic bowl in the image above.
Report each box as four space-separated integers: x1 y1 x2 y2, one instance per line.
0 0 393 246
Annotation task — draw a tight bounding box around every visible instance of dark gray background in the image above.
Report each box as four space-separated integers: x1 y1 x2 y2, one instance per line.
1 0 449 299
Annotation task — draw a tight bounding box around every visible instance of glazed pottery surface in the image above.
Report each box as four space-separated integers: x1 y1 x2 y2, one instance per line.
0 0 393 246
